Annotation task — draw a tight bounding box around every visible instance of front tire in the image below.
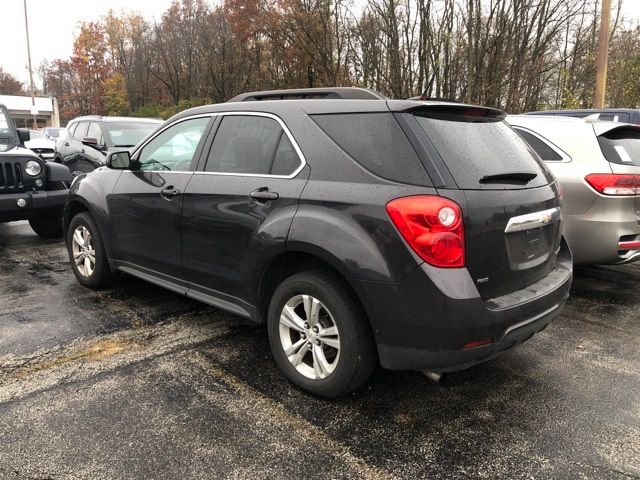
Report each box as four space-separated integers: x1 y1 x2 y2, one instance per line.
66 212 116 288
267 270 376 398
28 208 63 238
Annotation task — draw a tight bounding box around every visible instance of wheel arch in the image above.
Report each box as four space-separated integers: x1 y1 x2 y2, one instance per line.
64 196 114 267
256 247 372 331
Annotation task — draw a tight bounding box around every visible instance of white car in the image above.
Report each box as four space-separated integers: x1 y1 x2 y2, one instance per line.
25 129 55 161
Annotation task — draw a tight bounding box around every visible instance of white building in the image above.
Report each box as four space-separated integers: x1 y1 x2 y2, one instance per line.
0 94 60 129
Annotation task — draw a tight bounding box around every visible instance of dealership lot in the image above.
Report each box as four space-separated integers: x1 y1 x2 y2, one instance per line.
0 220 638 479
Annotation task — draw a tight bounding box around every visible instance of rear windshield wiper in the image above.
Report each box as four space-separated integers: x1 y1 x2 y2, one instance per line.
480 172 538 185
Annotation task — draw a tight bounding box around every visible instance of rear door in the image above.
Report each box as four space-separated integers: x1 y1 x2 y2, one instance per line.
109 115 213 286
406 107 562 299
181 113 309 308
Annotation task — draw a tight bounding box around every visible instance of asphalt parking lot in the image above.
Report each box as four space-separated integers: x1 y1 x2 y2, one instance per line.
0 221 638 479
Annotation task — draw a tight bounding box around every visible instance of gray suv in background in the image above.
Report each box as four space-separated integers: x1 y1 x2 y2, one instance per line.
525 108 640 125
508 115 640 265
55 116 162 175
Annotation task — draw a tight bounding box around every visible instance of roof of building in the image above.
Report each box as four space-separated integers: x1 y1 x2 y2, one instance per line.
0 95 54 113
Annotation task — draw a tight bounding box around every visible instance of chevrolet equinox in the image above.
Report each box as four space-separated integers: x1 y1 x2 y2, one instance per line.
64 88 573 398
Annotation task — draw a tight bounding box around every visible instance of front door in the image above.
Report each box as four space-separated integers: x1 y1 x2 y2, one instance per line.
109 115 213 286
181 113 309 309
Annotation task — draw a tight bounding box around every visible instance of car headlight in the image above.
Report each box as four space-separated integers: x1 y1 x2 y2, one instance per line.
25 160 42 176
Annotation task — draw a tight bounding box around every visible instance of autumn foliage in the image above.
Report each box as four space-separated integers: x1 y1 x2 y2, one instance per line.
39 0 640 124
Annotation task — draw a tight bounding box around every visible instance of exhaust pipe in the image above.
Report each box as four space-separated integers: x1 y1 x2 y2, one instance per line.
422 371 443 382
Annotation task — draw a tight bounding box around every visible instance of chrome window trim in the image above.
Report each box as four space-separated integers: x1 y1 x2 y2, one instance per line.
512 126 572 163
504 207 562 233
132 111 307 179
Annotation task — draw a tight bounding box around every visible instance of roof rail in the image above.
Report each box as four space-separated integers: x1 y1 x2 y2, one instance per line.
227 87 386 102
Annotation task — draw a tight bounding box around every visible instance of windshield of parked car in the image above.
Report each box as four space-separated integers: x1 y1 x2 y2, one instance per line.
44 128 61 138
0 110 15 149
103 122 161 148
29 130 45 139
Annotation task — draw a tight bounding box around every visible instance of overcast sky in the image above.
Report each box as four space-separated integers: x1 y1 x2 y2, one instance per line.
2 0 640 86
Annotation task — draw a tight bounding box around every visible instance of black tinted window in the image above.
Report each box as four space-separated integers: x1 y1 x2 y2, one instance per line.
414 112 550 189
206 115 299 175
598 128 640 166
599 113 630 122
312 113 430 185
271 134 301 176
514 128 563 161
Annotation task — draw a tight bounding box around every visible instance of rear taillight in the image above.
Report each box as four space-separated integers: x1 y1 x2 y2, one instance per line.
585 174 640 196
386 195 465 268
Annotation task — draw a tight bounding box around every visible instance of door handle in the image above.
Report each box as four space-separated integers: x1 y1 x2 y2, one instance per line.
161 187 181 199
250 188 279 202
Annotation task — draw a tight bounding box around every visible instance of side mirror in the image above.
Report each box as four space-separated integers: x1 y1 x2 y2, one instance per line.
106 151 132 170
81 137 98 146
17 128 30 144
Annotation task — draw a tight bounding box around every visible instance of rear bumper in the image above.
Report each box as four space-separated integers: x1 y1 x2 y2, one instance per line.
0 189 68 221
564 196 640 265
354 238 573 371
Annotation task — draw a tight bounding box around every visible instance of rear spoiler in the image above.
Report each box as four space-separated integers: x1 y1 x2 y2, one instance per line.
592 121 640 137
402 103 506 121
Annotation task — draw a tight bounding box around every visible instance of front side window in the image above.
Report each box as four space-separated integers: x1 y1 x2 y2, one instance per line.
204 115 301 176
138 117 210 171
74 122 89 140
86 122 103 144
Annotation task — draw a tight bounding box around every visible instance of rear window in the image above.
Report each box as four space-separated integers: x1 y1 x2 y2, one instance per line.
513 128 564 161
414 111 551 189
311 113 431 186
598 128 640 166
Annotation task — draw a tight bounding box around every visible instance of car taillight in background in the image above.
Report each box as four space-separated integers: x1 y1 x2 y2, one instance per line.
585 174 640 196
386 195 465 268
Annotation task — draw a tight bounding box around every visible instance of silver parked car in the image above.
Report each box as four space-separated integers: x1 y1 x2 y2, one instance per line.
508 115 640 265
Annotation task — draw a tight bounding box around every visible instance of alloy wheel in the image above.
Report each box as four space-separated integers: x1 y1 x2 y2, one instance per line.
71 225 96 278
278 294 341 380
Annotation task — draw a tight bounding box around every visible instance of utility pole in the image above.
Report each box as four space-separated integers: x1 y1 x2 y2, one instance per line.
594 0 612 109
23 0 38 129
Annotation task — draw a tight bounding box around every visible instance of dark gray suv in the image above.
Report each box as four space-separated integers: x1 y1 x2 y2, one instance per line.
55 116 162 176
64 88 573 397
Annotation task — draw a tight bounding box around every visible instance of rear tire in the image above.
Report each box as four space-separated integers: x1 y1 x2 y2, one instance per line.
67 212 116 288
267 270 376 398
28 208 63 238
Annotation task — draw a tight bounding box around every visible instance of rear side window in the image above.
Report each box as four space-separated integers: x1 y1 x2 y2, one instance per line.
311 113 430 185
598 128 640 166
414 111 551 189
513 128 564 161
205 115 301 176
